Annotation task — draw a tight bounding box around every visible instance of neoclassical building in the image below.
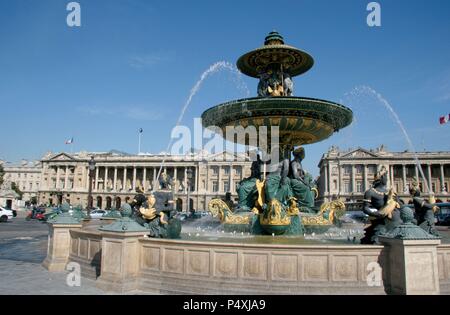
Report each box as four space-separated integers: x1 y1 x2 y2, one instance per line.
317 146 450 204
1 160 42 202
37 151 252 211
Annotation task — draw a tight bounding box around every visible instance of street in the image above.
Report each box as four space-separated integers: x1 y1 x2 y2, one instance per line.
0 218 104 295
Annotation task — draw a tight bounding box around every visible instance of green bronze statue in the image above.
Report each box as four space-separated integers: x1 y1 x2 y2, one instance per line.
409 184 440 237
236 154 263 211
288 147 315 211
360 167 404 244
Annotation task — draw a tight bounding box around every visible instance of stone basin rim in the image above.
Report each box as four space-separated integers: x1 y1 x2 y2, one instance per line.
138 236 383 250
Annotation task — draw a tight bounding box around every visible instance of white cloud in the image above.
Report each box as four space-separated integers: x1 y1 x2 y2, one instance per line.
128 51 175 69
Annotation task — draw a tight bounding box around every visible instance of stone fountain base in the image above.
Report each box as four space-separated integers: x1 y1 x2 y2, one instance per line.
43 221 450 295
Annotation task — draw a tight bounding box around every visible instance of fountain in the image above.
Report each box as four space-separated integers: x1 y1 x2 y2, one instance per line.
202 31 352 234
41 32 450 295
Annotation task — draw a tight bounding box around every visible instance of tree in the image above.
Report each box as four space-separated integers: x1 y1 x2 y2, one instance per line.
0 164 4 186
11 182 23 200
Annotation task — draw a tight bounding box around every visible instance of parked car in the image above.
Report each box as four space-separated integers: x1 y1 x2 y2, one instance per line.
89 209 109 219
436 203 450 226
340 211 369 224
0 207 14 222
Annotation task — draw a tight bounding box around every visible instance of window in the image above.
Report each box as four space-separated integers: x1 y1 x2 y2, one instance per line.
333 180 337 190
356 181 363 193
223 181 230 192
344 166 351 175
432 183 436 192
344 181 351 193
235 167 242 176
407 166 415 177
224 167 230 175
368 165 377 174
445 183 448 192
29 183 33 190
212 167 218 175
212 181 218 192
355 165 363 174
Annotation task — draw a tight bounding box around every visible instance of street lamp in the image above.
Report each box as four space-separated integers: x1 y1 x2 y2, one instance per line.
186 168 193 215
87 156 96 217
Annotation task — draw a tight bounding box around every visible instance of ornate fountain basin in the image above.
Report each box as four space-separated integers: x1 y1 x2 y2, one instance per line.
201 97 353 146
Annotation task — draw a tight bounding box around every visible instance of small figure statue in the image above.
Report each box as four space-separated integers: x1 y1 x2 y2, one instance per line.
409 183 440 237
283 73 294 96
159 172 173 190
288 147 315 210
360 167 403 244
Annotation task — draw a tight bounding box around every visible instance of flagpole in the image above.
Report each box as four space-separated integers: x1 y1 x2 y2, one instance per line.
138 129 142 155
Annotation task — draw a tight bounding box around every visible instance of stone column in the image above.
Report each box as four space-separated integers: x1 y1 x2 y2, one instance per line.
440 164 446 193
324 164 329 195
379 237 441 295
95 167 100 191
427 164 432 193
132 167 137 190
363 164 368 191
64 166 69 190
229 165 233 193
351 165 356 195
104 167 109 191
42 222 83 272
218 166 222 193
206 166 210 192
184 167 188 194
56 166 61 189
143 168 147 191
113 167 118 191
402 164 407 193
389 165 394 190
174 167 178 191
195 166 199 192
153 167 157 189
123 168 127 191
96 230 147 293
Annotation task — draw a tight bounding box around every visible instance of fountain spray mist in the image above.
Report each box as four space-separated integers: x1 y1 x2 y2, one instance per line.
351 85 430 193
155 61 250 185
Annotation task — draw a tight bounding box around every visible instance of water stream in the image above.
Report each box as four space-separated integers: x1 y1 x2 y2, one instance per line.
347 85 430 193
154 61 250 185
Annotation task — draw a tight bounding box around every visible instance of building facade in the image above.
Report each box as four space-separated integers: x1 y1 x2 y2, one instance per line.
37 151 252 211
2 160 42 202
318 146 450 204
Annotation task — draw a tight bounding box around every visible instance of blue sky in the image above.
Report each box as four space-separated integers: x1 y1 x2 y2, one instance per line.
0 0 449 176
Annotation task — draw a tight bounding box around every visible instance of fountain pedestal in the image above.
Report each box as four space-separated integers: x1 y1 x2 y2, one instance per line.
42 222 83 272
96 230 148 293
380 237 441 295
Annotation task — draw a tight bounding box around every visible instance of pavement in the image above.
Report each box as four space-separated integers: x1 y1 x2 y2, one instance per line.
0 218 105 295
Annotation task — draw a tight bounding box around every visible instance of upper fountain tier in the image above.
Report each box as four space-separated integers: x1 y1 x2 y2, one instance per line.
237 31 314 79
201 32 352 147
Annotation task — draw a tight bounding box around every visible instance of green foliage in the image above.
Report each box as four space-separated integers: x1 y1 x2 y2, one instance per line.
0 164 4 186
11 182 23 200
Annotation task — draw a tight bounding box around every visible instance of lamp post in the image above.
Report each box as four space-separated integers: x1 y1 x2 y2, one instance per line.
87 156 96 217
186 168 193 215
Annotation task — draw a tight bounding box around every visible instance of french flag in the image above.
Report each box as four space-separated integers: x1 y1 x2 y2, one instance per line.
439 114 450 125
65 137 74 145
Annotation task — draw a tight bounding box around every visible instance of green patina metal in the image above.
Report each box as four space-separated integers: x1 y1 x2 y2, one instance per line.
99 203 148 233
47 201 81 224
382 206 441 240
